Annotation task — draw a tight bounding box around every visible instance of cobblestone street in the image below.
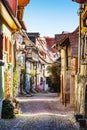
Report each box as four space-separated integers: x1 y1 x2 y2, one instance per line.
0 93 79 130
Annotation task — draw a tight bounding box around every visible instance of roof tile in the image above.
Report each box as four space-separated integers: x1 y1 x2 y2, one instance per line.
55 27 79 57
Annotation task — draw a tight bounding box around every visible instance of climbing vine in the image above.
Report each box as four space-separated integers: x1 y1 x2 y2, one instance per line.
13 69 20 97
77 74 84 83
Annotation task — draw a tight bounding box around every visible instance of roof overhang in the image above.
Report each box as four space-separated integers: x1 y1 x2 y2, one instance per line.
18 0 30 6
59 37 69 46
53 37 69 48
17 0 30 30
0 1 21 30
72 0 87 4
52 37 69 51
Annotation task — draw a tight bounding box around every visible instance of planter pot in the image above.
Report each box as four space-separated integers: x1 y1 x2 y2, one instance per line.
75 114 84 122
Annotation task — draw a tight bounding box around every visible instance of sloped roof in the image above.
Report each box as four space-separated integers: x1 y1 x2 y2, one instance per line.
1 0 21 30
69 27 79 45
19 20 27 30
17 0 30 30
55 33 69 44
36 37 54 64
18 0 30 6
45 37 55 47
69 27 79 57
54 27 79 57
27 33 40 37
72 0 87 4
45 37 58 53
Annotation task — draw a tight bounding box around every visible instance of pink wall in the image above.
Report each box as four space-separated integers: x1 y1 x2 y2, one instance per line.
7 0 17 15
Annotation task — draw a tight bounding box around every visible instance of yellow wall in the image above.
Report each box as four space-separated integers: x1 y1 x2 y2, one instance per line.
2 24 11 40
60 48 66 102
0 17 11 39
76 4 87 115
81 5 87 34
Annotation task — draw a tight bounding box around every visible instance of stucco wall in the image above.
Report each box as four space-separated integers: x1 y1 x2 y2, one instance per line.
0 67 4 99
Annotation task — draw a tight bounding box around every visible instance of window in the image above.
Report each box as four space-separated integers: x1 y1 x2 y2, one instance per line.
81 35 87 61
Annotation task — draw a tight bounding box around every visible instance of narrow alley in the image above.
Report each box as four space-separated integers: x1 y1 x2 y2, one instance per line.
0 0 87 130
0 93 79 130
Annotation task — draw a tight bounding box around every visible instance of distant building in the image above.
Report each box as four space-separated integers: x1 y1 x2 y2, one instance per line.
27 33 40 44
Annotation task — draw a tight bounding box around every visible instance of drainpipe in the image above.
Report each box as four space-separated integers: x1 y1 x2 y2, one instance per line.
78 4 81 74
76 4 82 114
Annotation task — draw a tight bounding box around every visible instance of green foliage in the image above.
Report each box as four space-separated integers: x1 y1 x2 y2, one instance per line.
13 69 19 97
17 61 21 66
8 63 12 69
77 74 84 83
1 99 14 119
47 62 61 84
31 69 36 76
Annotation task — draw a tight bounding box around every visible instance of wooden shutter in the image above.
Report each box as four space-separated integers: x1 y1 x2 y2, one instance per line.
0 34 3 59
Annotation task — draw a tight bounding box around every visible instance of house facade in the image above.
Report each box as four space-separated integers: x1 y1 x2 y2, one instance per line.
55 28 78 107
74 4 87 116
0 0 21 99
0 0 30 98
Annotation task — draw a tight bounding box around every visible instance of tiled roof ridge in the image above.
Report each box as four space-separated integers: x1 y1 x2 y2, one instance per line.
55 26 79 43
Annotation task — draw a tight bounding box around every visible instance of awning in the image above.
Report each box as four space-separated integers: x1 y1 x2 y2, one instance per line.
72 0 87 4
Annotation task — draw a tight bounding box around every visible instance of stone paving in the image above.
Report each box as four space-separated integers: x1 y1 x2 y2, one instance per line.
0 93 80 130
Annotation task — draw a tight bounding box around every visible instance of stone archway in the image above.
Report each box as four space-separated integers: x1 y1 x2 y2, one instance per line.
85 85 87 117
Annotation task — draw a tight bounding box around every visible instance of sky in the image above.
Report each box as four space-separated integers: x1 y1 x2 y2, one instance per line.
23 0 79 37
